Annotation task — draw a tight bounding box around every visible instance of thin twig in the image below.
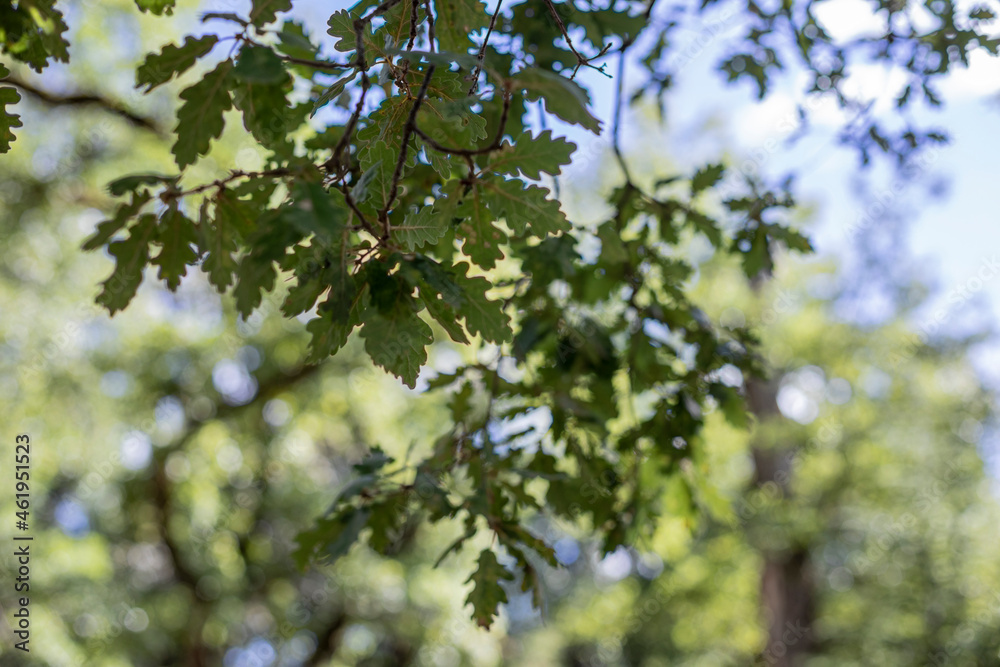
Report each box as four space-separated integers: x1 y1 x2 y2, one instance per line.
414 90 511 157
468 0 504 96
541 0 613 79
325 0 408 175
381 64 437 237
326 74 370 174
338 185 379 238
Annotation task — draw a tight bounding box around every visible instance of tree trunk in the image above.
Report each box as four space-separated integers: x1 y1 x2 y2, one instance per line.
747 376 815 666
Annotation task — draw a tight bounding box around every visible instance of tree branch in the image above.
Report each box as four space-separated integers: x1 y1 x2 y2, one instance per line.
381 64 436 237
3 74 166 136
468 0 504 96
541 0 613 79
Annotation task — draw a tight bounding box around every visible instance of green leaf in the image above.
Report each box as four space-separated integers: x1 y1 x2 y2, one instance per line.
709 383 749 429
134 0 175 15
305 293 357 360
737 226 771 278
449 262 512 343
487 130 576 179
455 187 508 269
231 52 298 150
292 509 369 569
233 45 287 84
276 21 318 61
249 0 293 27
234 254 280 317
360 296 433 389
691 163 725 196
0 83 22 154
418 91 489 149
135 35 218 92
366 494 408 553
328 10 376 54
83 192 152 252
96 214 158 314
172 60 233 169
351 159 383 204
465 549 514 628
106 173 177 197
0 2 70 72
285 182 349 246
570 8 647 47
512 68 602 134
434 0 490 53
769 223 814 254
311 72 356 116
684 208 724 247
200 191 252 292
395 198 454 251
480 178 570 237
152 204 198 290
233 207 305 316
282 234 355 320
409 258 512 343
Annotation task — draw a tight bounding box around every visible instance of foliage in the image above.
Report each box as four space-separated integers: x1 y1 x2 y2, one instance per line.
2 0 998 631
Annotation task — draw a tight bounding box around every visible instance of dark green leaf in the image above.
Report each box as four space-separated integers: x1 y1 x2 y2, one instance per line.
434 0 490 53
172 60 234 169
82 192 152 252
233 46 287 84
292 509 369 569
249 0 292 27
512 68 602 133
96 214 158 314
134 0 175 15
0 83 22 154
152 204 198 290
488 130 575 179
135 35 218 92
106 173 177 197
360 295 434 389
465 549 514 628
691 163 725 195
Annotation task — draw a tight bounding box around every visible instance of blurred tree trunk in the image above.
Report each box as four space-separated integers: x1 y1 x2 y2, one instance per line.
747 376 815 666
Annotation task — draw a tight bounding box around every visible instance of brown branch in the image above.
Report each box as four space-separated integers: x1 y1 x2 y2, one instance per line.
407 0 421 51
169 167 292 199
339 184 379 239
381 64 437 237
468 0 504 96
3 74 166 136
326 74 371 175
424 0 436 51
541 0 613 79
